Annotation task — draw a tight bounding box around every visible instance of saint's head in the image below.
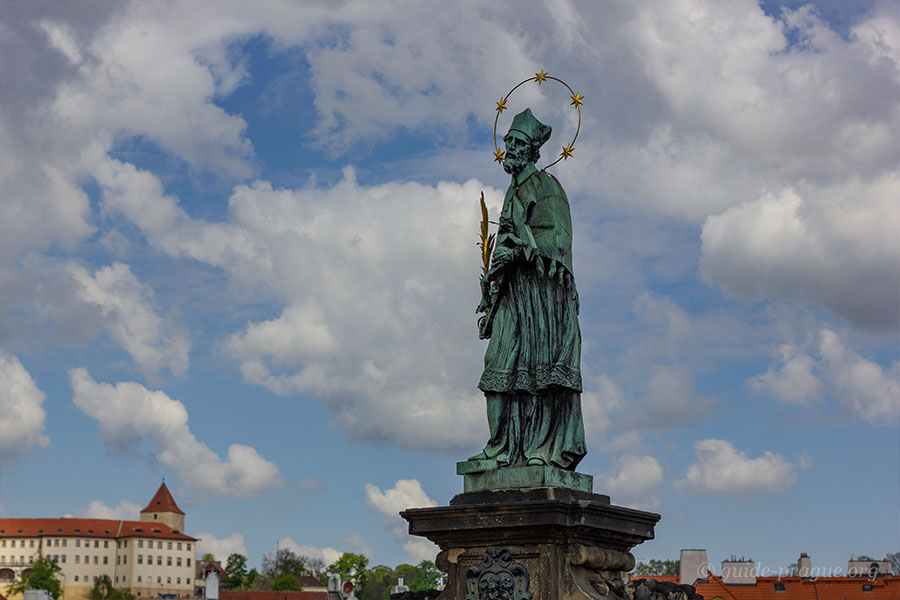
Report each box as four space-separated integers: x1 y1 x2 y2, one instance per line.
503 108 551 175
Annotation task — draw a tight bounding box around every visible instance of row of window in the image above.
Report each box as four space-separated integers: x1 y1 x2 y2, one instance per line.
136 555 190 567
135 540 191 551
1 539 192 551
0 539 110 549
133 575 185 585
74 555 108 565
0 556 33 564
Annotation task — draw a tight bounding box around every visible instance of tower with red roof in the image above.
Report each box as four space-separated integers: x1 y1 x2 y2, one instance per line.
140 480 186 533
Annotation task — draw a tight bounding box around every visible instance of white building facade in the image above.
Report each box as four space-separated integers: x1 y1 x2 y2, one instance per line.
0 483 198 600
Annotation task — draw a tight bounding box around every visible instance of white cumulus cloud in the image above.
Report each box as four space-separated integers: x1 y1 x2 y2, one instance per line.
701 180 900 331
196 533 247 561
69 262 190 377
675 438 808 495
274 537 343 567
818 329 900 423
75 499 141 520
0 351 50 463
70 368 283 497
749 344 824 405
596 454 663 511
364 479 438 564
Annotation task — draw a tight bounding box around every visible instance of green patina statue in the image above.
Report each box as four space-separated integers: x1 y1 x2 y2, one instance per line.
472 108 586 472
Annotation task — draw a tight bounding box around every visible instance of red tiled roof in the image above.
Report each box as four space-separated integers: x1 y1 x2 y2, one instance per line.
141 482 185 515
684 574 900 600
0 518 196 541
296 575 325 588
220 592 328 600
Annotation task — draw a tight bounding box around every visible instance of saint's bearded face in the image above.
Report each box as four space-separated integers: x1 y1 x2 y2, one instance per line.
502 131 533 175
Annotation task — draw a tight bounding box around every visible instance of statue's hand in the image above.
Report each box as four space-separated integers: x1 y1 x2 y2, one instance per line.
489 248 518 273
476 275 491 313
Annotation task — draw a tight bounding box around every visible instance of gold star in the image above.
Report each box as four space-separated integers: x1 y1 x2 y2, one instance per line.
534 70 548 85
570 92 584 107
493 148 506 163
496 97 508 113
561 144 574 160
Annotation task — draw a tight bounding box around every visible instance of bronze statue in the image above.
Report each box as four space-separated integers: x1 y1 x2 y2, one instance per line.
472 107 586 471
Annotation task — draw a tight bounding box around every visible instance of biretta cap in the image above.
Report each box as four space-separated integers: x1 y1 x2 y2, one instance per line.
505 108 552 148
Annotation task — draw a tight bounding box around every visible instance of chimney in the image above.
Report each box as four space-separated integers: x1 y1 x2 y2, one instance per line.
721 555 756 585
680 549 709 585
798 553 812 578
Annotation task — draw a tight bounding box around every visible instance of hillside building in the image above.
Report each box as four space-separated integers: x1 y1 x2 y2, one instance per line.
0 483 197 600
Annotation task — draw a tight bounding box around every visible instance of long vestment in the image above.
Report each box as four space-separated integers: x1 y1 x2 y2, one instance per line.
477 163 586 470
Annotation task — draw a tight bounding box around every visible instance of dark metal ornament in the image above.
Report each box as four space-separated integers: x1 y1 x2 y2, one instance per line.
466 548 532 600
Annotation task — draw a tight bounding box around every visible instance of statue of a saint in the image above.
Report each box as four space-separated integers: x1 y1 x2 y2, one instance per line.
473 108 586 471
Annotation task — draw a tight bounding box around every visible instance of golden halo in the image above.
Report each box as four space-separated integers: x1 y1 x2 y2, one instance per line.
492 70 583 170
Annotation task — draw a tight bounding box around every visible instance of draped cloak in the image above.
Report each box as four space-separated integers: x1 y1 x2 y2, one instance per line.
476 163 586 469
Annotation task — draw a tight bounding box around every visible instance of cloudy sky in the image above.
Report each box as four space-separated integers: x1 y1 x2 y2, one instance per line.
1 0 898 575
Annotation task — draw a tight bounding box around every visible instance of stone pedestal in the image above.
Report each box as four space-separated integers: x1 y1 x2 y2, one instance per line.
401 487 660 600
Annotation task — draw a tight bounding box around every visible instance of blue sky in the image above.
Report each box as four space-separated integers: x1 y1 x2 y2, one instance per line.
1 0 898 576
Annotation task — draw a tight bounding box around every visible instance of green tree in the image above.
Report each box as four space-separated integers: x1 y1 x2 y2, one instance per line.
633 559 679 576
262 548 308 579
245 568 260 590
87 575 135 600
7 556 64 600
271 574 302 591
356 565 393 600
223 554 249 590
201 553 217 563
409 561 442 591
326 553 370 595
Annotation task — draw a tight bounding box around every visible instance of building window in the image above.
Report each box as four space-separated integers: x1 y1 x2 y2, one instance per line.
186 544 191 551
167 557 172 566
138 554 143 564
85 555 89 563
104 541 109 548
138 576 142 582
157 578 161 584
61 555 66 563
75 576 79 582
94 556 98 564
138 540 143 548
177 578 181 584
62 540 67 547
54 539 59 547
1 540 5 547
30 541 35 548
124 555 127 564
94 540 99 548
76 540 81 548
774 583 785 591
124 540 128 548
177 558 182 567
76 555 80 564
157 541 163 550
186 558 191 567
157 556 162 566
863 584 874 592
167 577 171 584
177 543 182 551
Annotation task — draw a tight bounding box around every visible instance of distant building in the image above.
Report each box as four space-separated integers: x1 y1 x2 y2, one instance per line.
642 549 900 599
1 483 198 600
